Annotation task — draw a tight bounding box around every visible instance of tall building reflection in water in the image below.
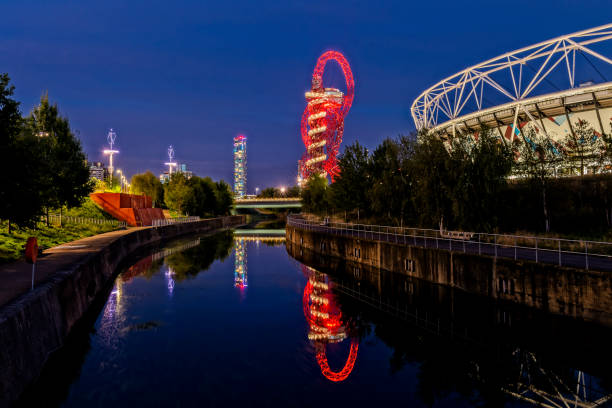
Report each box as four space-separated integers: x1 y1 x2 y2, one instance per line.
302 265 358 382
234 238 247 290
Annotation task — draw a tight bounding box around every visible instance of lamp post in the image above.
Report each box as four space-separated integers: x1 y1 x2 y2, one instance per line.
116 169 123 192
255 187 259 196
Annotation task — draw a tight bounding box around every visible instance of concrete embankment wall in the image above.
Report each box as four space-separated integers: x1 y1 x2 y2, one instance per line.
286 224 612 327
0 216 244 407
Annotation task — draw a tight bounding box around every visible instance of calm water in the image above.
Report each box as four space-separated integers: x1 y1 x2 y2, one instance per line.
18 230 612 407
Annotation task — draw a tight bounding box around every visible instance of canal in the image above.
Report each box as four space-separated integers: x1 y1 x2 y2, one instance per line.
17 229 612 407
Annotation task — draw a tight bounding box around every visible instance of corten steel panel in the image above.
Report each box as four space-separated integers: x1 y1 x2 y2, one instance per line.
90 193 164 226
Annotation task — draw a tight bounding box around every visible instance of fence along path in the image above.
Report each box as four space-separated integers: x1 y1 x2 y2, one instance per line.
287 215 612 272
43 214 127 227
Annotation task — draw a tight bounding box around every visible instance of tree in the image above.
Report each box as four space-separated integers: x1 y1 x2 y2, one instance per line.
411 131 454 230
564 119 598 177
367 137 416 226
164 173 191 215
287 185 301 198
214 180 234 215
301 174 329 214
447 129 513 231
260 187 280 198
516 129 561 232
131 171 164 207
0 74 45 232
25 94 92 225
329 141 370 219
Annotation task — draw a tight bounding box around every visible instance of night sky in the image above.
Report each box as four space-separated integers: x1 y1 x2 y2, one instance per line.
2 0 610 191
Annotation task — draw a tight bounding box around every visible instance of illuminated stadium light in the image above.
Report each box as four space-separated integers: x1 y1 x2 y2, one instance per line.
164 145 177 175
233 135 247 198
103 128 119 178
411 24 612 148
300 51 355 182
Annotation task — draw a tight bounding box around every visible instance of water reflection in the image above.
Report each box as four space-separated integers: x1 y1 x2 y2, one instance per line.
234 239 247 290
287 242 612 407
302 265 358 382
232 230 285 292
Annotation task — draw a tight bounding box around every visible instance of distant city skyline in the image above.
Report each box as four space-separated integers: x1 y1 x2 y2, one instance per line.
2 1 610 188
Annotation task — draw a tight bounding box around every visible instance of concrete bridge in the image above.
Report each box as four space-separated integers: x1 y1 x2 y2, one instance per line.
234 197 302 209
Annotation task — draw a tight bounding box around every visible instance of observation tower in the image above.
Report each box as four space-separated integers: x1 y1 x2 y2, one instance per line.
300 51 354 182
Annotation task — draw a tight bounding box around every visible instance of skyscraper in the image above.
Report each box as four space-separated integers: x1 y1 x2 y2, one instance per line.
233 135 247 197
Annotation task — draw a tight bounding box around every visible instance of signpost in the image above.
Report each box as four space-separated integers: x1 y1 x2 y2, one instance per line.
25 237 38 290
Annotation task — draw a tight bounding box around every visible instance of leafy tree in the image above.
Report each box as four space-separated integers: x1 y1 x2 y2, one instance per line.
411 131 454 230
185 176 217 217
164 173 191 215
0 74 45 232
564 119 598 177
367 137 416 226
260 187 279 198
301 174 330 214
214 180 234 215
329 141 370 219
447 129 513 231
516 129 561 232
25 94 92 225
287 185 301 197
131 171 164 207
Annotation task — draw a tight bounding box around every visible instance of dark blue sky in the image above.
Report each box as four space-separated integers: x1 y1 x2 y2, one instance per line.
2 0 609 191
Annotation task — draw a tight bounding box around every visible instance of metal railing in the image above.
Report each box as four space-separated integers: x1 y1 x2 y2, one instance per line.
151 216 201 227
287 215 612 272
43 214 127 227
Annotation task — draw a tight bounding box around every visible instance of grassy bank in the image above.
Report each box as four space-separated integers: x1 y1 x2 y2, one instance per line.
0 220 123 264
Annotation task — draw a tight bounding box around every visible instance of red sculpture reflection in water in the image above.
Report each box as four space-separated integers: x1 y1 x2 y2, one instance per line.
302 265 358 382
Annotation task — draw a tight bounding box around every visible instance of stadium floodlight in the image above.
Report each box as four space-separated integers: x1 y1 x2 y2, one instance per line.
164 145 177 175
103 128 119 177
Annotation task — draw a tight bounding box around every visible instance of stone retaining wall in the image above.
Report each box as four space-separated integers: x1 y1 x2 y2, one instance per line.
286 224 612 327
0 216 244 407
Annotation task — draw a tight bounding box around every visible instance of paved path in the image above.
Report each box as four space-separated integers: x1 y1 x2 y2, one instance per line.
296 223 612 272
0 228 147 309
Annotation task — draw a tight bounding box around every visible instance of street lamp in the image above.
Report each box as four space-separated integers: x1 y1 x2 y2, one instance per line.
280 186 286 197
255 187 260 196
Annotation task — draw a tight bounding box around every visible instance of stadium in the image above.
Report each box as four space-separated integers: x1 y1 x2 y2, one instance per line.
411 23 612 170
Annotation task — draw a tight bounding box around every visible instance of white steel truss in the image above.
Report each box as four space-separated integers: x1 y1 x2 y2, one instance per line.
411 23 612 130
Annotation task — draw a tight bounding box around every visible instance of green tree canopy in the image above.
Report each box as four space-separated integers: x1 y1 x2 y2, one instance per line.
131 171 164 207
328 141 370 218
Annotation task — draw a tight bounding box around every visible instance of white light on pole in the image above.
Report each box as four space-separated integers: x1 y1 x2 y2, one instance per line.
164 145 177 176
103 129 119 179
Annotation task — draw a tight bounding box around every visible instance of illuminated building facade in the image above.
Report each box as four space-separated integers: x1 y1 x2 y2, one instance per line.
300 51 354 182
233 135 247 197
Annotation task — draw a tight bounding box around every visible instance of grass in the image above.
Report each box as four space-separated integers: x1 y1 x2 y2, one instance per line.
0 220 123 264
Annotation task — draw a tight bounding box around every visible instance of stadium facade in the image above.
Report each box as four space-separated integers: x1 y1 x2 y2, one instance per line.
411 24 612 164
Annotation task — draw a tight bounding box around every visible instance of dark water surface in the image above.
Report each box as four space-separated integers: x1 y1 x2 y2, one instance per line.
18 231 612 407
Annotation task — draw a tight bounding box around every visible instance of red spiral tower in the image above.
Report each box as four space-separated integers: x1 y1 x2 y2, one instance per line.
302 266 358 382
300 51 354 182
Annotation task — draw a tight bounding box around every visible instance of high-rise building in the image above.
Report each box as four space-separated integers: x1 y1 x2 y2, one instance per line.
233 135 247 197
88 161 109 181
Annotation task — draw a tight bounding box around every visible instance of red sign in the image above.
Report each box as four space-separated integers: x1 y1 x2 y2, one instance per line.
25 237 38 264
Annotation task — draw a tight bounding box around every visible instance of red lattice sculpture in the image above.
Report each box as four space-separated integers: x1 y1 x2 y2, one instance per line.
302 266 358 382
300 51 354 182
